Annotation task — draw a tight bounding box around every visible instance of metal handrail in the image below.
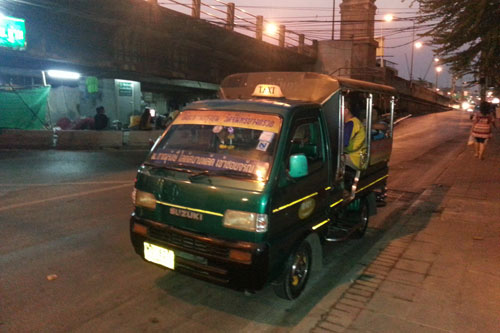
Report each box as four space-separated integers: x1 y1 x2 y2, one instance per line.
157 0 317 54
203 3 226 16
199 9 225 23
162 0 191 11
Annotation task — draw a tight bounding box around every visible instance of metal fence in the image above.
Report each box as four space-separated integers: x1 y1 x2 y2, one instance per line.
156 0 317 56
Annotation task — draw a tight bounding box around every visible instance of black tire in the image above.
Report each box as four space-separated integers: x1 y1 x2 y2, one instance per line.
273 239 312 300
352 198 369 238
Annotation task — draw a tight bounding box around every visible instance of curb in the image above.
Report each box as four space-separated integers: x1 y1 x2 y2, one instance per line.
292 186 439 333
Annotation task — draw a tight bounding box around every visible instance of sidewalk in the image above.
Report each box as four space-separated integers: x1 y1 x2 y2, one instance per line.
299 129 500 332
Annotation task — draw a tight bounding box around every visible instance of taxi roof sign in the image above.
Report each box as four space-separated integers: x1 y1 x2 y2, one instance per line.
252 84 284 98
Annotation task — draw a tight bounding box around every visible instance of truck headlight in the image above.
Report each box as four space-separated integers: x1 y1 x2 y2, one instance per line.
134 189 157 210
223 210 268 232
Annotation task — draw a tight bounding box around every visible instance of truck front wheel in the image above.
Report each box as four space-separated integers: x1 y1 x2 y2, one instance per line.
273 239 312 300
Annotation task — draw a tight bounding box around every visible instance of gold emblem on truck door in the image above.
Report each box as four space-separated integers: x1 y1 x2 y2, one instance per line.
298 198 316 219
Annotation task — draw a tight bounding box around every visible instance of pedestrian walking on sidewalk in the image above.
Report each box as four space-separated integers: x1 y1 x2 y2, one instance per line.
471 101 496 159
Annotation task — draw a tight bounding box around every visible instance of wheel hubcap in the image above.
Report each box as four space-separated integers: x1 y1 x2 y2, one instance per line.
290 249 309 288
361 205 368 228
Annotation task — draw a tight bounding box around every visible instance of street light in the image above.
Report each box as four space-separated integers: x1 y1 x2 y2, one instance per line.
46 70 81 80
265 23 278 36
377 13 393 67
409 36 423 88
435 66 442 90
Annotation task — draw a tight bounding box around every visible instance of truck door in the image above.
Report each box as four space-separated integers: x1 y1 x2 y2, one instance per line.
271 108 331 238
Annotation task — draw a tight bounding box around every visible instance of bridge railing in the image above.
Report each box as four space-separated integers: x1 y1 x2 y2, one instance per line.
157 0 317 57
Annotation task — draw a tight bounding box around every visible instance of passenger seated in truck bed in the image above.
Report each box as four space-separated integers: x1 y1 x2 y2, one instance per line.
344 102 367 170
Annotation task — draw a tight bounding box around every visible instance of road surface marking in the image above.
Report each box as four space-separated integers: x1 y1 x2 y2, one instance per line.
0 181 132 187
0 183 133 212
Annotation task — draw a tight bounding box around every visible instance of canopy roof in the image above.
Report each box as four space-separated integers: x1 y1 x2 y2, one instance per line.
220 72 396 105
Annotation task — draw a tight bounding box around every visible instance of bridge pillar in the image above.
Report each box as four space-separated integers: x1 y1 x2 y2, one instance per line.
313 40 319 57
339 0 378 71
298 34 305 54
279 25 286 47
226 3 235 31
192 0 201 19
256 16 263 40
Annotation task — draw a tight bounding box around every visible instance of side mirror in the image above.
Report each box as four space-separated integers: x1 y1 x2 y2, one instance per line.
289 154 308 178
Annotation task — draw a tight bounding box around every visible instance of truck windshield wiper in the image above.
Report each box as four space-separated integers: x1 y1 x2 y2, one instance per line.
188 170 212 181
144 163 258 181
143 162 193 174
189 169 256 181
217 169 257 179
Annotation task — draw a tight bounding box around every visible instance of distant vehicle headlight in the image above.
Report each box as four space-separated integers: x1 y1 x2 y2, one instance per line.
134 189 157 210
223 210 268 232
461 102 470 111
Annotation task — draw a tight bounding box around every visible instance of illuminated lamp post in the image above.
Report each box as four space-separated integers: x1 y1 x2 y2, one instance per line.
265 22 278 36
378 14 393 67
409 39 423 88
435 66 442 91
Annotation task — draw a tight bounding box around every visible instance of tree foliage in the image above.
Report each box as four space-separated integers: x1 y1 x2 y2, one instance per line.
409 0 500 92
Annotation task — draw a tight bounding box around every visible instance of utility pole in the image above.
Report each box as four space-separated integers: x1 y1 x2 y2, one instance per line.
331 0 335 40
409 21 415 88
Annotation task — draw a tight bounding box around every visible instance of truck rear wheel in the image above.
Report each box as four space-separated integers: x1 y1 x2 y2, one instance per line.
352 198 369 238
273 239 312 300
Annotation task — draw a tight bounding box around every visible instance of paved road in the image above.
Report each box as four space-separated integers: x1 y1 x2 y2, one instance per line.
0 110 471 332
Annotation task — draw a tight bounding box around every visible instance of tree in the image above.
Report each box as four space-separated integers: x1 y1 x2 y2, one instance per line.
409 0 500 97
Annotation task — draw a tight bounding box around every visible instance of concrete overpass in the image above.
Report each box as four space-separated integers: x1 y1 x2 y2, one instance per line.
0 0 449 133
0 0 317 85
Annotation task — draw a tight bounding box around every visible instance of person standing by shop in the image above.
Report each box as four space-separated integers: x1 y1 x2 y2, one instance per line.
471 102 496 160
94 106 109 130
139 108 153 130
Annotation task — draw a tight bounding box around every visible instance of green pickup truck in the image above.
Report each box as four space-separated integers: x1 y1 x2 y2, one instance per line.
130 72 396 299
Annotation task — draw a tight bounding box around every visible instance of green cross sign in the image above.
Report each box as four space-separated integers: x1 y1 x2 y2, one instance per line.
0 15 26 50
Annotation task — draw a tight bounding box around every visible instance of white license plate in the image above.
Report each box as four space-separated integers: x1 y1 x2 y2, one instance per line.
143 242 175 270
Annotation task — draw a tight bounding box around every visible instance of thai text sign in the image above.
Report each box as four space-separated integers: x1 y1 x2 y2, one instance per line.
0 15 26 50
151 149 269 176
119 81 133 96
174 111 282 133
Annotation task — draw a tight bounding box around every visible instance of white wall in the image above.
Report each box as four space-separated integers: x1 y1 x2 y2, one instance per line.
114 79 141 125
314 40 353 76
47 78 132 127
47 85 81 124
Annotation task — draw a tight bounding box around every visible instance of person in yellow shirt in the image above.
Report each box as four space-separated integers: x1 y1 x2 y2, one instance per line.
344 102 367 170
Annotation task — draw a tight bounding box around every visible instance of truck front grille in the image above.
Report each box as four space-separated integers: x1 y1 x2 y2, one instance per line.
148 227 230 258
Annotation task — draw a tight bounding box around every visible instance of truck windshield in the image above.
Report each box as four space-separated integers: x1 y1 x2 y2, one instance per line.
148 110 282 182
